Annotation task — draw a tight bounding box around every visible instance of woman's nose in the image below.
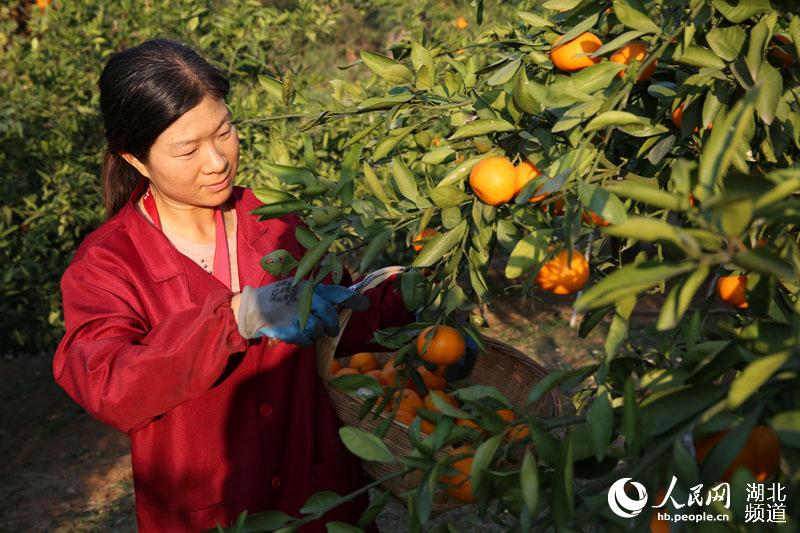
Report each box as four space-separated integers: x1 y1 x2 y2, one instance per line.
205 145 229 174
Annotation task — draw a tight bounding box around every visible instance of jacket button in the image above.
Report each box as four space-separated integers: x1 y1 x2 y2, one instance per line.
271 475 281 489
259 403 273 418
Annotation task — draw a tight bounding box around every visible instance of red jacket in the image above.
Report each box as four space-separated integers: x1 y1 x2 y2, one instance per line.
53 178 413 532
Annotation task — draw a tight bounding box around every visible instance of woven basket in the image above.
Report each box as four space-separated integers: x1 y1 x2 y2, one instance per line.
315 267 562 511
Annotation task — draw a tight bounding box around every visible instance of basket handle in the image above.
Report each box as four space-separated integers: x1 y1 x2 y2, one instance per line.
315 266 408 381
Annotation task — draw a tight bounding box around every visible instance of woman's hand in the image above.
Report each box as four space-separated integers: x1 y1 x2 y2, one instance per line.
235 279 369 346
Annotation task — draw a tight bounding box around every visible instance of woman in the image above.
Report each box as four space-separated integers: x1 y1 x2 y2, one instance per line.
52 38 413 532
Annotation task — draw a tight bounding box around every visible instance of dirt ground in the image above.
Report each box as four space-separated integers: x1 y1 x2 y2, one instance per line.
0 274 729 532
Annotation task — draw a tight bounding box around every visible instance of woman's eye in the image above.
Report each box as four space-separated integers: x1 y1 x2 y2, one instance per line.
180 149 196 157
220 128 232 138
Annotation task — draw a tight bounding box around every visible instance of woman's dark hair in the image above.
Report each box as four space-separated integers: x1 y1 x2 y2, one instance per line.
99 38 230 219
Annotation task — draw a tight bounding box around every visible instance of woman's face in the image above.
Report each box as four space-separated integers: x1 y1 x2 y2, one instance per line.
122 95 239 207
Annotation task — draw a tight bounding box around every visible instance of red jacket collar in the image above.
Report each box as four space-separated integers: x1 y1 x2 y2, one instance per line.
120 177 270 284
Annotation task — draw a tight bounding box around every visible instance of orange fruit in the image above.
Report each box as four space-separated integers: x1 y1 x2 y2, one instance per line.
412 228 438 253
395 409 415 426
380 359 397 385
671 102 685 128
550 32 603 72
334 367 359 377
455 16 469 30
688 194 696 207
694 425 781 481
771 35 795 67
365 369 383 382
547 197 565 216
424 390 460 412
36 0 52 13
416 325 467 365
420 418 437 434
456 418 487 436
418 365 448 390
468 156 517 206
440 446 476 502
514 161 547 203
329 359 342 375
536 249 590 295
497 409 530 440
717 275 748 309
349 352 378 373
610 42 656 81
396 389 424 415
582 210 610 226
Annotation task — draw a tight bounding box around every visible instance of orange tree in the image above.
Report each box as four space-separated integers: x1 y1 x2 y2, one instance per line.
211 0 800 530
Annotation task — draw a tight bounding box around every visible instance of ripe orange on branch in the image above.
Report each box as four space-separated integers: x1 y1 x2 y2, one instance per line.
717 275 749 309
416 325 466 365
550 32 603 72
417 365 447 390
469 156 517 205
412 228 438 252
610 42 657 81
439 446 476 502
582 210 610 226
694 425 781 481
514 161 547 203
536 249 590 295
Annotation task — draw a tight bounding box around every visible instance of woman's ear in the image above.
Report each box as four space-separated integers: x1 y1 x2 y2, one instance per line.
119 152 150 179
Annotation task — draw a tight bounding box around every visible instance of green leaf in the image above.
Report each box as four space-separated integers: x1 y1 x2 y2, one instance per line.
604 181 682 210
359 230 391 273
260 250 298 277
412 220 467 268
527 365 598 405
326 522 364 533
587 387 613 462
453 385 513 407
471 434 503 490
575 261 694 311
584 111 649 132
755 62 782 125
591 31 647 57
391 157 428 208
429 186 469 208
713 0 772 24
505 230 549 279
732 249 797 280
605 296 635 360
612 0 660 33
362 163 394 207
301 491 344 515
430 391 471 418
770 411 800 448
601 217 684 245
577 182 628 224
697 90 758 197
238 510 294 532
448 118 515 140
677 45 727 69
372 126 414 161
520 450 539 514
727 351 791 409
550 431 575 526
706 25 747 61
487 58 521 86
357 92 414 111
338 427 396 463
621 377 641 456
410 41 434 72
640 385 725 437
421 146 456 165
657 263 710 331
360 50 414 85
297 278 314 331
293 235 336 285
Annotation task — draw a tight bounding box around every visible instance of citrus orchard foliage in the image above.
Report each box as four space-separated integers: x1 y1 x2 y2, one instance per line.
231 0 800 530
0 0 503 353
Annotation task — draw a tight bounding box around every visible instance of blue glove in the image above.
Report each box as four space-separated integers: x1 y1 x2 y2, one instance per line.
444 333 479 382
236 279 370 346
